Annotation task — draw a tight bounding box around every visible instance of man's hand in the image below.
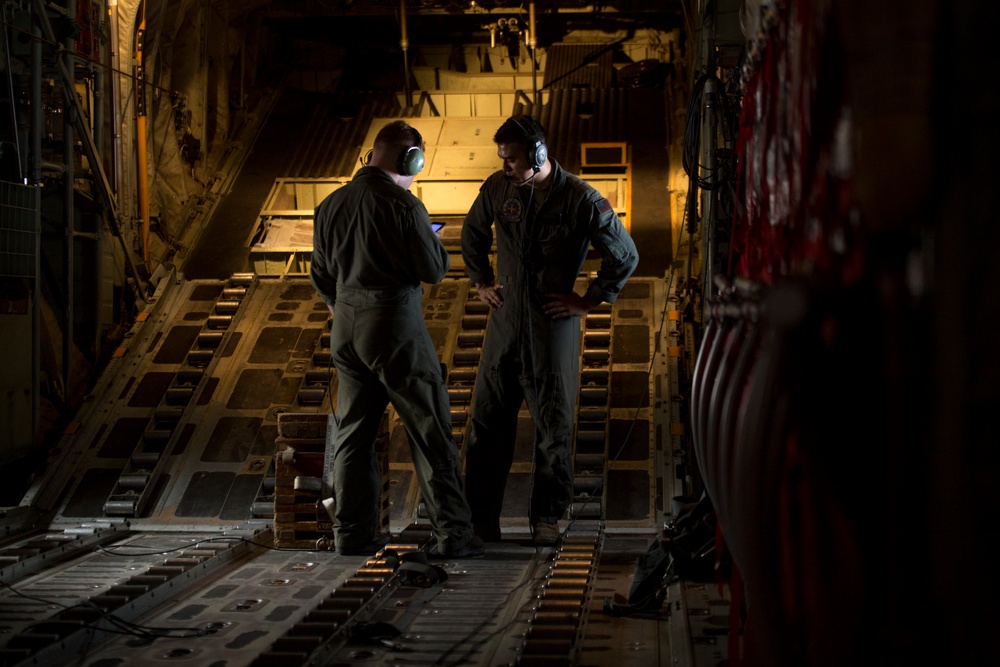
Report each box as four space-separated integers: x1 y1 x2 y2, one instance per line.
542 292 602 319
476 283 504 310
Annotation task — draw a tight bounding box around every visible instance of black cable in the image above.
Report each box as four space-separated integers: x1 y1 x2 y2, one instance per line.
683 71 735 191
518 170 546 547
93 534 324 556
538 34 631 92
0 536 332 657
0 577 208 641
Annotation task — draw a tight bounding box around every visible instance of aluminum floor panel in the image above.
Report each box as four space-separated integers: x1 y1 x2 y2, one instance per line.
40 539 678 667
0 273 702 667
60 533 381 667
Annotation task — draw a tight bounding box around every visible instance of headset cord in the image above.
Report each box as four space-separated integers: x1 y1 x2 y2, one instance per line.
518 173 546 545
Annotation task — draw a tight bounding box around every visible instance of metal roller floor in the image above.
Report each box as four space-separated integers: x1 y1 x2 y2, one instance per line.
0 270 728 667
0 527 680 666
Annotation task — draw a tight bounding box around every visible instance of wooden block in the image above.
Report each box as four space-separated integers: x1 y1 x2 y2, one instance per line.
274 538 319 549
274 518 333 550
276 413 330 439
272 408 393 542
273 499 324 513
275 436 327 453
274 493 322 507
273 478 298 492
275 452 324 478
274 531 329 550
275 519 327 531
275 511 326 525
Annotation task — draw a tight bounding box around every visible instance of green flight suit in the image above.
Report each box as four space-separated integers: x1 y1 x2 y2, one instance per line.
461 160 639 537
311 166 475 554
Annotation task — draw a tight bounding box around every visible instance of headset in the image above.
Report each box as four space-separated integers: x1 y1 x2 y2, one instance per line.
360 146 425 176
511 115 548 173
396 145 425 176
360 123 426 176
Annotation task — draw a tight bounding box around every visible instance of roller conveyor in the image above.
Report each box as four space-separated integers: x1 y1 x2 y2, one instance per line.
101 272 256 519
0 273 716 667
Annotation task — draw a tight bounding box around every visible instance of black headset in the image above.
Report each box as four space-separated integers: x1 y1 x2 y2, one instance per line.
511 115 548 173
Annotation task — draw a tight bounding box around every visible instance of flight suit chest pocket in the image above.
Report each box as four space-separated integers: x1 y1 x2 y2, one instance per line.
533 214 569 244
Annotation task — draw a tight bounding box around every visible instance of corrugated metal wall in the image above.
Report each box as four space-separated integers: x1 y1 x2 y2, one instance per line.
514 87 627 175
544 43 618 89
283 93 403 179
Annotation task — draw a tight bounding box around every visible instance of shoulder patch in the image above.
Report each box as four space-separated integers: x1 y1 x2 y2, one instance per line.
595 198 614 214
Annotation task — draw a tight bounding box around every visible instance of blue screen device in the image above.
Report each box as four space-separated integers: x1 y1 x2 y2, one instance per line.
431 222 446 234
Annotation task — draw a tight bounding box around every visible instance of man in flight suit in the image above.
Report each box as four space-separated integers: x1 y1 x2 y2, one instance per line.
461 114 639 545
311 120 483 558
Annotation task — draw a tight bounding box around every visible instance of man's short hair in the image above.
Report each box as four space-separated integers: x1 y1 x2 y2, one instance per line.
494 114 547 147
375 120 424 154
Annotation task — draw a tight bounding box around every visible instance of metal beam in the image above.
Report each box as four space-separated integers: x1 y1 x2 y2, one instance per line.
30 0 148 306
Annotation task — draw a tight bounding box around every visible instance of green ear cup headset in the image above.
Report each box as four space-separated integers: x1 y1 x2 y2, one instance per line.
360 122 425 176
397 145 425 176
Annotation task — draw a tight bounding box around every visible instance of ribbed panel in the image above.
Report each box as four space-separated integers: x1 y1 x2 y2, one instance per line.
544 43 615 89
284 93 401 179
514 88 627 174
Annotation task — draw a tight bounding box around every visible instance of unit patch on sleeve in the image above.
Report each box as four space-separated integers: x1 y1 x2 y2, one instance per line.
596 197 614 214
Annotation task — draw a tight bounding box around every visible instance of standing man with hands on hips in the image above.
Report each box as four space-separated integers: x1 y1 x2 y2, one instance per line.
461 114 639 546
310 119 483 559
